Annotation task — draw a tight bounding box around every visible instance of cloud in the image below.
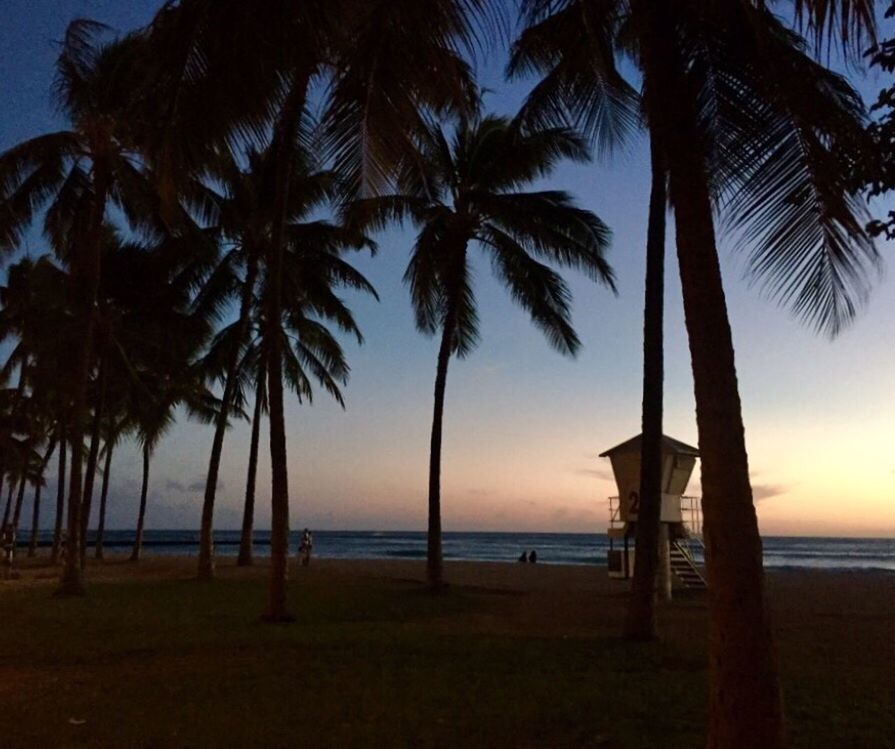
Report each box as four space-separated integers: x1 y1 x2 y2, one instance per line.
187 478 225 493
475 362 503 377
752 484 789 502
573 468 614 481
165 479 185 492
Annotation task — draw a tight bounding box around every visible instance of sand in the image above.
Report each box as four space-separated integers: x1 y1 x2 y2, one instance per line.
6 553 894 648
2 555 894 747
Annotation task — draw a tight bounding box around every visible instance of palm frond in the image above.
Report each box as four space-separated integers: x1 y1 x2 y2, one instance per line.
482 225 580 356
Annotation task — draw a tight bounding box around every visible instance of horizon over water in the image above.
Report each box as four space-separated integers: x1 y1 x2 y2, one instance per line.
25 530 895 572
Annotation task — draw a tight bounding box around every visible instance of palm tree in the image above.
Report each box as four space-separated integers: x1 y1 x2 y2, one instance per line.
129 440 152 562
509 6 668 638
129 366 217 562
258 150 377 615
237 366 266 567
94 413 129 560
189 150 271 581
511 1 879 743
352 113 615 590
27 437 57 556
0 22 174 594
79 352 108 569
51 435 67 563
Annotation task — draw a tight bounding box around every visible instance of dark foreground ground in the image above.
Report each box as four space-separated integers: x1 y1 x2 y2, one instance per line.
1 557 893 748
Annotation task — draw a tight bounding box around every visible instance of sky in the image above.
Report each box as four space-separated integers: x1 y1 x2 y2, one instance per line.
1 1 894 537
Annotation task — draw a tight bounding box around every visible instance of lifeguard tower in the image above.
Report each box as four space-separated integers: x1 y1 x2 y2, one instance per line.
601 434 706 593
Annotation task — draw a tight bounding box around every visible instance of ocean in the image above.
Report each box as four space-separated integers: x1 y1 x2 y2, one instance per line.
25 530 895 571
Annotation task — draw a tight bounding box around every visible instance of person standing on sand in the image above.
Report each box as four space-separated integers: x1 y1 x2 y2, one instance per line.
299 529 313 567
1 524 14 576
528 550 538 564
518 551 528 563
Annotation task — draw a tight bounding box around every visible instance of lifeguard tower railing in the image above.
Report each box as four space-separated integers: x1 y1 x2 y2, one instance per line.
607 495 703 542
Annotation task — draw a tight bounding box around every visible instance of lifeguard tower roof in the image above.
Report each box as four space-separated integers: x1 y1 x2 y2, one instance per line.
599 433 699 458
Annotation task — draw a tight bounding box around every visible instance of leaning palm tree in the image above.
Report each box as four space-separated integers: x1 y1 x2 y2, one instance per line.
352 113 615 590
511 1 879 744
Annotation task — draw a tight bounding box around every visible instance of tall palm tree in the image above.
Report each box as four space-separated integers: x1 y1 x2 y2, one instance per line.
258 151 377 615
0 22 174 594
509 5 668 638
352 113 615 590
511 1 878 743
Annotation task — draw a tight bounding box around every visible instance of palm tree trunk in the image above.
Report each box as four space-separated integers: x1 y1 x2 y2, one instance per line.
265 312 291 620
59 174 108 595
262 75 310 623
79 355 107 569
624 140 667 640
426 287 461 592
198 258 260 580
11 474 28 534
28 439 58 556
51 435 67 563
130 444 150 562
237 369 264 567
94 442 113 560
669 158 783 747
2 481 12 528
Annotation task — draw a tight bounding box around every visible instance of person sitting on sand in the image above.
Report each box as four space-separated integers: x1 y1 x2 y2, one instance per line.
528 550 537 564
518 551 528 563
299 528 313 567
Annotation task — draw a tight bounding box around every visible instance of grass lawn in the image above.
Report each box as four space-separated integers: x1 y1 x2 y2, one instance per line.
1 559 892 747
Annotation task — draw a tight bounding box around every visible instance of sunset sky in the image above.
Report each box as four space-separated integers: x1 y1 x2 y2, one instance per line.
2 1 894 537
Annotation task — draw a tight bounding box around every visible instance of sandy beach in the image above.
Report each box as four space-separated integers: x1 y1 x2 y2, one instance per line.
2 556 893 747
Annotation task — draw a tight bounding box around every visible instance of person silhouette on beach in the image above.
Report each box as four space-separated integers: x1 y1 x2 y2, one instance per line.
1 523 14 575
528 550 538 564
518 551 528 563
299 528 313 567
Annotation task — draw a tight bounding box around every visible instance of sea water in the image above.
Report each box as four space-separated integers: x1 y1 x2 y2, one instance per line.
27 530 895 571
